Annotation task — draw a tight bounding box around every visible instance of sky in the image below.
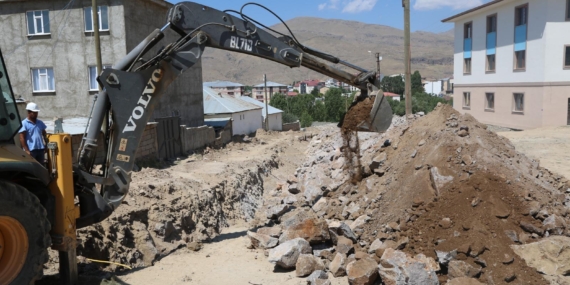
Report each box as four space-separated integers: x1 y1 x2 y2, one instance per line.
168 0 493 33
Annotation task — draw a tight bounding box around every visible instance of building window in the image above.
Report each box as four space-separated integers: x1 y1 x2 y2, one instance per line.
486 14 497 72
84 6 109 32
463 92 471 108
513 93 524 112
464 58 472 74
487 55 496 72
515 50 526 70
26 10 50 35
228 92 234 96
464 22 472 39
564 46 570 68
567 0 570 21
88 65 111 91
31 68 55 92
515 5 528 26
485 93 495 110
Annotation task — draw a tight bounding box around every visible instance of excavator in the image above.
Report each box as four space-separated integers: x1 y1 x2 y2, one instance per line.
0 2 392 284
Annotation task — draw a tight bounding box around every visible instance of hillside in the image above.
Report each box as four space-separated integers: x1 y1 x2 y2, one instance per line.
201 17 454 86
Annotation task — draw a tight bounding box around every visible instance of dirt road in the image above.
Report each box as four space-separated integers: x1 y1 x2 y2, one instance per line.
498 125 570 179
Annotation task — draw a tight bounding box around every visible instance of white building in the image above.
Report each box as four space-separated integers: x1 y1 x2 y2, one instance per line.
203 87 262 135
443 0 570 129
252 81 288 103
203 81 246 98
239 96 284 131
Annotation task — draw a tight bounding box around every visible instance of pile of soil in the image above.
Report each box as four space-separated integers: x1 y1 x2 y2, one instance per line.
276 104 570 284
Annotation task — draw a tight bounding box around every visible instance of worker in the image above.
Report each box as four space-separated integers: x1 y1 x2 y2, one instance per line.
19 102 47 164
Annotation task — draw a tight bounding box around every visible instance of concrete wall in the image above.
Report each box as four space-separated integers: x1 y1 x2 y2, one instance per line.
263 113 282 131
0 0 127 118
180 125 215 152
122 0 204 127
282 121 301 132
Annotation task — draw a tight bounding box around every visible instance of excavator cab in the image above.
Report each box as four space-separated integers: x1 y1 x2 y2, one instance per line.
0 50 21 144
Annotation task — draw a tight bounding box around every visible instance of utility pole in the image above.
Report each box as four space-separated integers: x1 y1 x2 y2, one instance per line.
92 0 103 91
375 52 381 78
264 74 269 131
403 0 412 115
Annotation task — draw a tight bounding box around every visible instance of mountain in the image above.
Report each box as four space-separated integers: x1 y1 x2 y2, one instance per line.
201 17 454 86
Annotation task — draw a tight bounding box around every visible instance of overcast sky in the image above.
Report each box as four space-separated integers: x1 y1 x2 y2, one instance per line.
169 0 493 33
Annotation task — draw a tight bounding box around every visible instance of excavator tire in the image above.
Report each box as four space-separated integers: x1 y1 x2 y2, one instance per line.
0 180 51 285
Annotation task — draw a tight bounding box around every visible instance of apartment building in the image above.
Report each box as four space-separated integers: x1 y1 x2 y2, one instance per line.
203 81 245 98
252 81 288 103
0 0 204 126
443 0 570 129
294 80 325 95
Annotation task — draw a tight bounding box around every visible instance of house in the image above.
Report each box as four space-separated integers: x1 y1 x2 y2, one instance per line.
203 81 246 98
252 81 288 103
442 0 570 129
294 80 325 94
383 92 401 101
424 80 443 96
239 96 283 131
0 0 204 127
203 86 262 135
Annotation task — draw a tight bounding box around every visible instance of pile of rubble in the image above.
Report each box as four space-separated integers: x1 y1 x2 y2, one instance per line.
251 104 570 284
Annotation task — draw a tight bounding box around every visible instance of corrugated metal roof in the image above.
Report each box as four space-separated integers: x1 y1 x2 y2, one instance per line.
239 96 283 117
203 81 244 88
253 81 288 87
203 86 261 114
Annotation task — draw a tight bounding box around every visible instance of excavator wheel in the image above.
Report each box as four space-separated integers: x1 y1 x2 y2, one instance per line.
0 180 51 285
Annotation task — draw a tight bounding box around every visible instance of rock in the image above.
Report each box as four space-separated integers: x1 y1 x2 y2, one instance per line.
504 230 519 243
378 248 439 285
474 257 487 268
287 175 298 184
267 204 290 220
279 210 330 244
439 217 452 229
283 195 298 205
436 249 457 266
268 238 312 269
187 242 202 251
471 198 480 207
247 231 279 249
336 236 354 255
374 240 397 258
543 214 566 234
412 197 424 207
312 197 328 213
527 201 541 216
415 164 423 170
369 153 387 171
342 202 361 219
368 239 383 254
257 226 282 238
330 253 348 277
347 257 378 285
411 150 417 158
519 221 544 236
448 260 482 278
329 221 358 243
313 244 335 258
504 271 516 282
387 222 400 232
396 237 409 250
458 129 469 137
511 236 570 281
350 215 370 231
429 167 454 195
288 183 300 194
447 277 486 285
502 253 514 265
307 270 328 285
418 139 426 146
296 254 326 277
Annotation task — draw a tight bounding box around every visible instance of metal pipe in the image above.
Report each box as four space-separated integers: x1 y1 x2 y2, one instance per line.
92 0 102 91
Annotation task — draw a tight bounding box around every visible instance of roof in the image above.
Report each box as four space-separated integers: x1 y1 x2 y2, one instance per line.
203 86 261 114
287 91 299 96
383 92 401 97
253 81 288 88
442 0 505 23
239 96 284 116
203 81 244 88
294 80 323 87
204 118 231 128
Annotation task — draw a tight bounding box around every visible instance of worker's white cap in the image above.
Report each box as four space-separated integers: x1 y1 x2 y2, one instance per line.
26 102 40 112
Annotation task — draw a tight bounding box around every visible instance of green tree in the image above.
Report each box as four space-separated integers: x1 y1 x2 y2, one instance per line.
282 112 299 124
311 100 327 122
269 93 289 113
381 76 404 95
324 88 345 122
300 111 313 128
311 88 320 96
412 70 424 94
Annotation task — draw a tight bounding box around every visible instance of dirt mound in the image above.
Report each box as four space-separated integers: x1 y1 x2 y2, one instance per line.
272 104 570 284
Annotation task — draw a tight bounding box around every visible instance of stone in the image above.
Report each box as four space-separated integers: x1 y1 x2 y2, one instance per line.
519 221 544 236
268 238 312 269
257 226 282 238
447 277 486 285
429 167 454 195
312 197 328 213
307 270 328 285
374 240 397 258
439 217 452 229
369 153 387 171
504 271 516 282
346 257 378 285
543 214 566 234
342 202 361 219
504 230 519 243
287 175 298 184
378 249 439 285
267 204 290 220
411 150 417 158
436 249 457 266
330 253 348 277
527 201 541 216
387 222 400 232
418 139 426 146
336 236 354 255
458 129 469 137
279 210 330 244
396 237 409 250
471 198 480 207
283 195 298 205
354 251 368 260
415 164 423 170
288 183 300 194
296 254 326 277
511 236 570 281
474 257 487 268
502 253 514 265
329 221 358 243
247 231 279 249
447 260 482 278
313 243 335 258
350 215 370 231
187 242 202 251
368 239 383 254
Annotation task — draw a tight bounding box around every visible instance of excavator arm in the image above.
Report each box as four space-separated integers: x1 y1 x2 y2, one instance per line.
74 1 392 229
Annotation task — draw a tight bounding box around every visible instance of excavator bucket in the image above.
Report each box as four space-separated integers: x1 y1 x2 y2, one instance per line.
339 88 393 133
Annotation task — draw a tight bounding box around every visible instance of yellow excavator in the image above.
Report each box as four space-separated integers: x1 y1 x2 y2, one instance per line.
0 2 392 284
